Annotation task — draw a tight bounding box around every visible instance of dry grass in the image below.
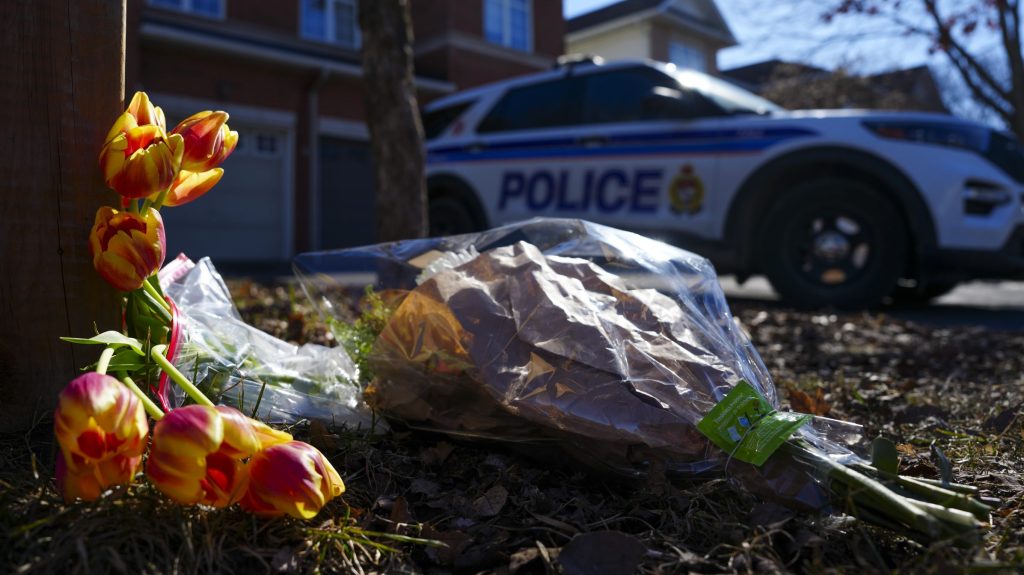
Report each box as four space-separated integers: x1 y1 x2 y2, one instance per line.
2 283 1023 574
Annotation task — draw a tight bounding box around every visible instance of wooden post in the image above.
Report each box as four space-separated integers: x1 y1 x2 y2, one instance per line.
0 1 125 432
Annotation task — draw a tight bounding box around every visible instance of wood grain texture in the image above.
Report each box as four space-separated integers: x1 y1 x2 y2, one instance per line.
0 0 125 432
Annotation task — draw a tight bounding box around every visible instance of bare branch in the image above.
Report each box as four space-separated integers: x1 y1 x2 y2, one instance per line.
921 0 1011 105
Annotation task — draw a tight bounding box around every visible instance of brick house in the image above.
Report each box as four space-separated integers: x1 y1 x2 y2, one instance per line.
566 0 736 76
126 0 564 263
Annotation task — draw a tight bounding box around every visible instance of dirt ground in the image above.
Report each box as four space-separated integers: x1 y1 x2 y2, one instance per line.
2 280 1022 574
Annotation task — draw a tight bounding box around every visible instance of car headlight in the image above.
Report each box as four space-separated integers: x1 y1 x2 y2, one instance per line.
862 121 989 152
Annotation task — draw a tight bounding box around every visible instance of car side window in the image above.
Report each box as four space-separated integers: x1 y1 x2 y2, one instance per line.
580 68 721 124
423 101 474 140
477 78 574 133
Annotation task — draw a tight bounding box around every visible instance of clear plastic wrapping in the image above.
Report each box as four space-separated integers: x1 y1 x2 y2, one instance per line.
159 255 377 428
294 218 865 509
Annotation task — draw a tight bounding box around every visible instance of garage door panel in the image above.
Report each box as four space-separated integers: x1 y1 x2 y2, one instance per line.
162 126 290 262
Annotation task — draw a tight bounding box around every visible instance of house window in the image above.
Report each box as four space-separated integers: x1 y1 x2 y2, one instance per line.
485 0 531 51
669 40 707 72
302 0 361 49
148 0 224 18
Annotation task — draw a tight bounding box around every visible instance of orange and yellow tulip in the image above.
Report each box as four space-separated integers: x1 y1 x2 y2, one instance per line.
240 441 345 519
125 91 166 131
99 112 183 200
53 372 149 502
146 405 291 507
164 168 224 207
172 111 238 172
89 206 166 292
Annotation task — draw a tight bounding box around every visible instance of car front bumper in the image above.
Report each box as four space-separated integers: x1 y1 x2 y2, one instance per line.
927 225 1024 281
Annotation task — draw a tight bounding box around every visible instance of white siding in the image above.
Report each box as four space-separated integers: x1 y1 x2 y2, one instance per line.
567 21 651 61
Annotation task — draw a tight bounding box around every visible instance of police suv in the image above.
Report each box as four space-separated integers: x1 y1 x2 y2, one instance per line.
422 57 1024 308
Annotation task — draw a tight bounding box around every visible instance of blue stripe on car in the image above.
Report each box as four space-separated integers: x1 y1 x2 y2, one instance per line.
427 127 816 164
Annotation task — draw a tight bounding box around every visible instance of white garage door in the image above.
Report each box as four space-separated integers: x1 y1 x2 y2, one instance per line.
161 124 292 262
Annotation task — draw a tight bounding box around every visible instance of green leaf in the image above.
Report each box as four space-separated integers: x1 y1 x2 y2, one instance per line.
61 331 146 355
930 441 954 487
107 347 147 371
871 436 900 475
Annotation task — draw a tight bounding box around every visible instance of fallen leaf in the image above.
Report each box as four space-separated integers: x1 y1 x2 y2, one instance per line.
422 526 471 567
896 443 916 456
410 478 440 497
308 420 335 453
559 531 646 575
509 547 541 573
984 403 1021 434
420 442 455 466
472 485 508 518
788 386 831 416
388 496 412 534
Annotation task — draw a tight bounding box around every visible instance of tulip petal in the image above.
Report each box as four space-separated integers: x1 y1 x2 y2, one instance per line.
242 441 344 519
127 92 166 131
53 374 148 500
89 207 166 292
151 405 223 458
165 168 223 207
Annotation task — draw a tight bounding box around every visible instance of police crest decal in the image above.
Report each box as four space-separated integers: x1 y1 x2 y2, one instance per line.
669 165 704 215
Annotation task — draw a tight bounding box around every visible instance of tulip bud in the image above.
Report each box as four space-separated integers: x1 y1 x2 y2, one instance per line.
164 168 224 207
99 121 184 200
146 405 292 507
53 373 148 502
89 206 166 292
240 441 345 519
172 111 239 172
126 91 166 131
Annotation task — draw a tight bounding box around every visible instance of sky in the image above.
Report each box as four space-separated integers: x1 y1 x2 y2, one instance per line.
562 0 936 73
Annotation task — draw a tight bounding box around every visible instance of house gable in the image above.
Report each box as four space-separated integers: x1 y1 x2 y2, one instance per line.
566 0 736 74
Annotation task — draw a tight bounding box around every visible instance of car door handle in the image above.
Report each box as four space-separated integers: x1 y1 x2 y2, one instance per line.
577 136 608 147
466 142 487 153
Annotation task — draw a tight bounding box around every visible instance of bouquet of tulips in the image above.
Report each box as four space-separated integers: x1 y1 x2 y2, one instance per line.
55 93 344 519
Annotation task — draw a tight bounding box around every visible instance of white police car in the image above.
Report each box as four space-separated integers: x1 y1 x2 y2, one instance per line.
422 57 1024 308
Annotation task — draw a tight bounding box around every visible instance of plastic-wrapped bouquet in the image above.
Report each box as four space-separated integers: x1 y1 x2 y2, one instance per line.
296 218 990 543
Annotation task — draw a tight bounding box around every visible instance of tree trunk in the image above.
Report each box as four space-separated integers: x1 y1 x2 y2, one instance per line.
358 0 427 242
0 0 125 432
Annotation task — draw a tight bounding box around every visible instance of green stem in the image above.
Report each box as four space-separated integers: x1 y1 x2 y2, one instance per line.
780 440 943 539
120 376 165 420
150 185 171 211
142 278 171 312
96 347 115 375
852 462 992 520
151 344 214 407
138 285 172 326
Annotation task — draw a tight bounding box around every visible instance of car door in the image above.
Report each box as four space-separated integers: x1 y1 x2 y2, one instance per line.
449 72 583 227
566 66 724 241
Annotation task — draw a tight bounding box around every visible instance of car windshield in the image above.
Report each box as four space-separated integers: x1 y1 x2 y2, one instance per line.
674 69 785 115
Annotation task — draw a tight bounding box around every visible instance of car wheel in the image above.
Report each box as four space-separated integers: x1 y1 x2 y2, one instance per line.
889 281 958 305
758 179 908 309
429 195 479 237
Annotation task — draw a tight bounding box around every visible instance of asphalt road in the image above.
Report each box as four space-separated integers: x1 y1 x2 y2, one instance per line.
719 276 1024 331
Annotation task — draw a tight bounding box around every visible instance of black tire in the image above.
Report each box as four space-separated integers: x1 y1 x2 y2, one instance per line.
889 281 958 305
429 195 479 237
758 179 908 309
